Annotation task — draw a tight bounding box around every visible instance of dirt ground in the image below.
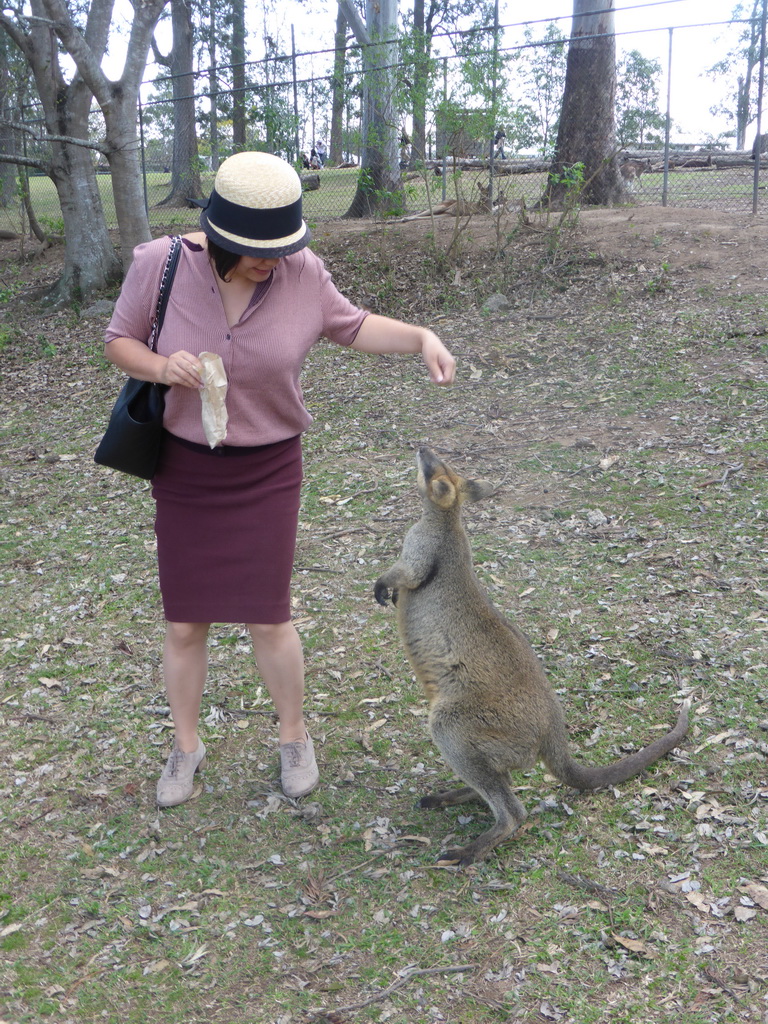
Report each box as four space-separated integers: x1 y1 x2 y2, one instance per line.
567 204 768 292
1 205 768 1024
317 202 768 293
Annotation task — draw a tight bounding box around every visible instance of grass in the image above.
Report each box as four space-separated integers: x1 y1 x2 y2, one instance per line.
1 215 767 1023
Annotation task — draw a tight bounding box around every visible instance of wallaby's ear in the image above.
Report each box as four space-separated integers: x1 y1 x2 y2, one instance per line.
462 478 495 503
428 475 458 509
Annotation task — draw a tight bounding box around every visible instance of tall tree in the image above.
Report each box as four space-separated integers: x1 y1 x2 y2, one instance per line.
44 0 168 267
541 0 622 208
207 0 221 170
708 0 763 149
0 33 19 208
195 0 233 171
231 0 246 150
404 0 483 168
615 50 665 148
2 2 113 304
329 5 348 165
409 0 428 167
260 30 290 154
0 0 168 303
514 23 568 157
338 0 401 217
152 0 202 207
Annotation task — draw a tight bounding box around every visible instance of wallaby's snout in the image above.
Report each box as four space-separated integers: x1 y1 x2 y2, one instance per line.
415 446 494 509
415 445 443 493
416 445 441 474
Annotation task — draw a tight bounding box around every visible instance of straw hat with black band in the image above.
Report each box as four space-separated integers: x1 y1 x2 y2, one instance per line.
198 151 311 258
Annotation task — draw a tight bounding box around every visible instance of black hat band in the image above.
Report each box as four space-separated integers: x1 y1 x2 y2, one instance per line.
204 189 303 240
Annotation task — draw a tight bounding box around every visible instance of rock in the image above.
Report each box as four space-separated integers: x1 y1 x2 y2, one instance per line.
81 299 115 318
483 292 510 313
586 509 608 528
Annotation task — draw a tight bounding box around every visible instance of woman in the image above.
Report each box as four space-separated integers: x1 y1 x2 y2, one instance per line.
104 151 455 808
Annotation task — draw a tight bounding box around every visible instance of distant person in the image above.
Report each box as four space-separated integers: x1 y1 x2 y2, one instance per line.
314 140 327 166
492 128 506 160
400 129 411 169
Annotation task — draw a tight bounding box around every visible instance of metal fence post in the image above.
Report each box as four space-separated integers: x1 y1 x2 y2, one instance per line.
752 0 767 214
442 57 447 202
138 94 149 217
489 0 499 203
662 28 672 208
291 26 300 163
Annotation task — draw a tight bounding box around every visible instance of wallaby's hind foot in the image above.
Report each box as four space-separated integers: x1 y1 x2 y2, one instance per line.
439 822 520 867
437 793 527 865
420 786 480 809
427 772 528 865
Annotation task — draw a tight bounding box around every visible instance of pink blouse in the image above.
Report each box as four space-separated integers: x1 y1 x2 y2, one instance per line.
105 237 369 447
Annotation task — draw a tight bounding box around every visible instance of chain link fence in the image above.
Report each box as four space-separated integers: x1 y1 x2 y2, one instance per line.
0 12 765 239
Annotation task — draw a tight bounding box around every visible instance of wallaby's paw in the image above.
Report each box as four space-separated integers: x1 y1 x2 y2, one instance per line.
419 786 478 809
437 846 477 867
374 579 391 606
419 793 443 809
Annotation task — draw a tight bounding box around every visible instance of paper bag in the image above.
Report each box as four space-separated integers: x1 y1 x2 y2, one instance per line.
198 352 228 448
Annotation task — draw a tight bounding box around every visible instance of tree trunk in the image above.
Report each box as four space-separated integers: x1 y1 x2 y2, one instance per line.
105 126 156 261
44 0 170 270
11 0 122 304
409 0 428 169
19 167 47 242
231 0 246 151
208 0 220 171
48 141 121 304
736 2 761 152
329 6 347 166
737 75 748 151
0 37 18 208
542 0 622 208
340 0 401 218
157 0 202 207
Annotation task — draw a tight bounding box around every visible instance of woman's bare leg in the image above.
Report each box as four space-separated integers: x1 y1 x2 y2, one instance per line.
248 621 306 744
163 621 210 751
249 620 317 796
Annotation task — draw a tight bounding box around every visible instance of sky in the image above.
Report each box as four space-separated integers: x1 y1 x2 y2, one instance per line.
130 0 746 148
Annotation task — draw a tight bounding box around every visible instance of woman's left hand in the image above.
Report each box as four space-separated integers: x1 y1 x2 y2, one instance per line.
351 314 456 385
421 330 456 386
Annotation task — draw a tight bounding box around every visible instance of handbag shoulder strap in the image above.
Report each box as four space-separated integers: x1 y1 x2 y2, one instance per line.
149 235 182 353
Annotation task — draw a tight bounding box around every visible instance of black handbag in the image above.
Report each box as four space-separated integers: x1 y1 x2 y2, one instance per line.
94 236 182 479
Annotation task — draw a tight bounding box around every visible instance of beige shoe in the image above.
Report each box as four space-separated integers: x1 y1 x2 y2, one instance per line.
157 741 207 808
280 732 319 798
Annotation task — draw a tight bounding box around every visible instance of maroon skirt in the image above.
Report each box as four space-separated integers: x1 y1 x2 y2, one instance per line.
152 432 302 623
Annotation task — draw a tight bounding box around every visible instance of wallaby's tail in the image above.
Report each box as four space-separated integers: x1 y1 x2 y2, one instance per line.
544 700 690 791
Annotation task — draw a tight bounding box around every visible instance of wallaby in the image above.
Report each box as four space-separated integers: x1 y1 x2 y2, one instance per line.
401 181 493 221
374 447 690 866
619 157 652 190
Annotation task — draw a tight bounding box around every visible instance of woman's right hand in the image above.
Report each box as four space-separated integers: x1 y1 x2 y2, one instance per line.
162 350 204 389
